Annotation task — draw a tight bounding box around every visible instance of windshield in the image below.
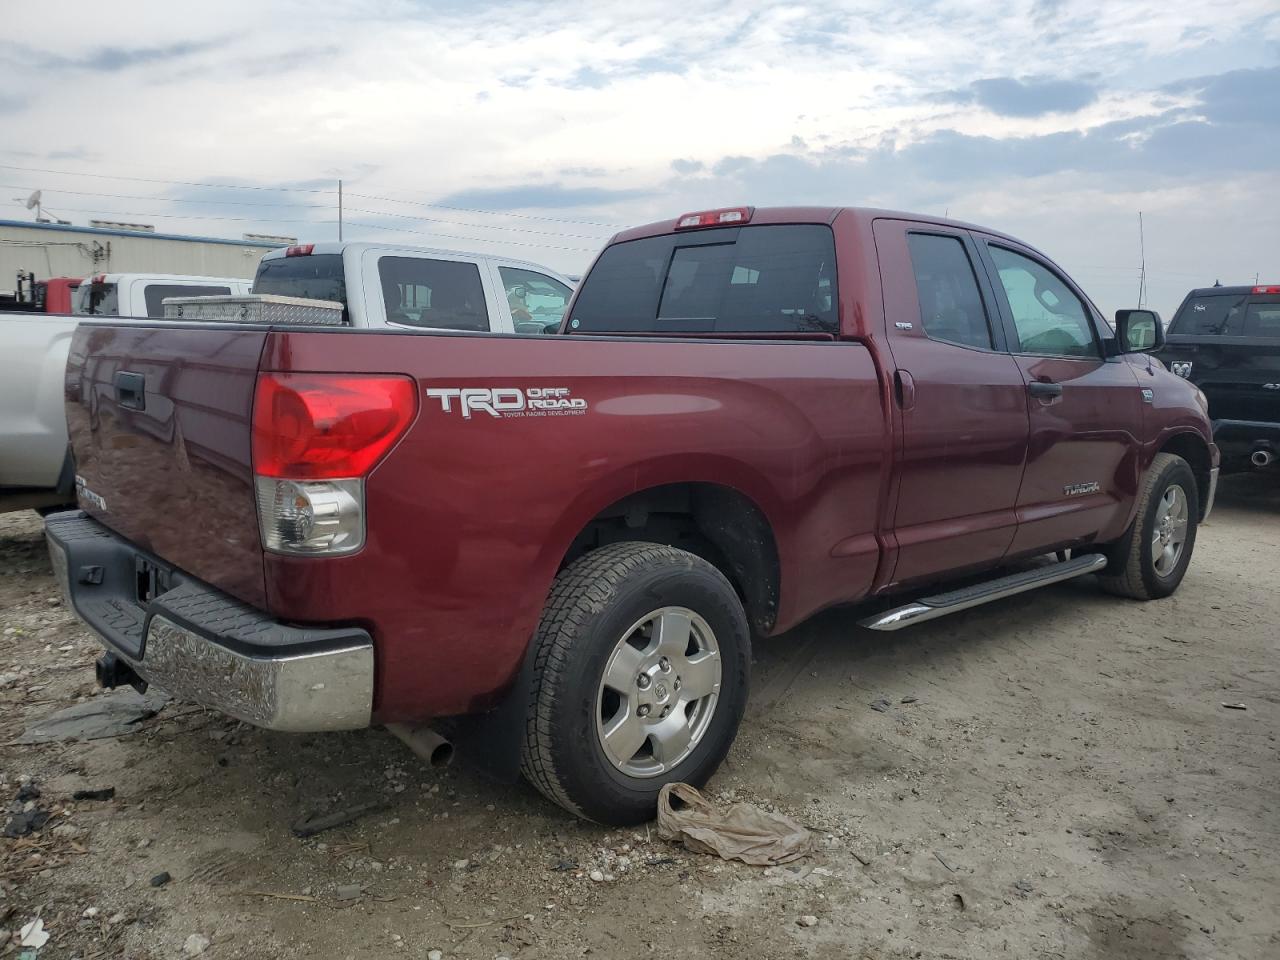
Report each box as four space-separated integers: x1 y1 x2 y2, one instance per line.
253 254 347 307
569 224 838 335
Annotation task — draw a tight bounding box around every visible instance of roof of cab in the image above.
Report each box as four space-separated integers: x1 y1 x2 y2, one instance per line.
609 205 1027 247
258 241 575 280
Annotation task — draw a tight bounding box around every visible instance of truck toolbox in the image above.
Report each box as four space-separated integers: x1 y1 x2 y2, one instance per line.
46 510 373 731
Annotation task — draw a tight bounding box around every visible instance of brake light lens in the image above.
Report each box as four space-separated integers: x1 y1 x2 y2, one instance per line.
674 206 753 229
252 373 417 479
252 373 416 555
285 244 315 257
1253 285 1280 294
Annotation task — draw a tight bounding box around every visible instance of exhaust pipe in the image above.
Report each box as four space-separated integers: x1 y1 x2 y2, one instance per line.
386 722 455 767
1252 449 1275 468
95 653 148 694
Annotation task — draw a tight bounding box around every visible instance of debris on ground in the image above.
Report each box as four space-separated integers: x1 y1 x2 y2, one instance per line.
151 871 172 887
182 933 211 956
1221 702 1248 710
19 918 50 949
290 800 385 838
334 883 364 901
4 780 51 838
71 786 115 801
796 914 819 927
15 689 171 743
656 782 813 866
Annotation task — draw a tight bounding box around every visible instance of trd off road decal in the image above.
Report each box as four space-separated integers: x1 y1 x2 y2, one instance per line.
426 386 589 420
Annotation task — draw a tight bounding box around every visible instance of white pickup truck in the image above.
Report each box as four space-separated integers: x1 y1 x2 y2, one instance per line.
250 242 576 334
1 273 251 513
0 246 578 513
71 273 252 317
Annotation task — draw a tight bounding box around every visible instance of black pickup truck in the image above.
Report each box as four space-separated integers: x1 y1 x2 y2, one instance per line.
1156 284 1280 472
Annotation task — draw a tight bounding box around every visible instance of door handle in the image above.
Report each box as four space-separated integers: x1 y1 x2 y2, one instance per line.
894 369 916 411
1027 380 1063 400
114 371 146 411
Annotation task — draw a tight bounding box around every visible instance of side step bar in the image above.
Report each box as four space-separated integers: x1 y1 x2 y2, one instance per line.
859 553 1108 631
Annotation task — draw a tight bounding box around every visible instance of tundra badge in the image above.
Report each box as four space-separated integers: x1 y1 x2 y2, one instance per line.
1063 481 1100 497
1171 361 1193 378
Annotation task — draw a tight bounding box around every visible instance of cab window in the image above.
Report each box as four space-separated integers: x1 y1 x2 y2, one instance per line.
378 257 489 331
906 233 993 349
989 246 1098 358
498 267 572 334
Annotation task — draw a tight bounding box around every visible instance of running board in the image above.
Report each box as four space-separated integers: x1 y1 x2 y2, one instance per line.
859 553 1108 631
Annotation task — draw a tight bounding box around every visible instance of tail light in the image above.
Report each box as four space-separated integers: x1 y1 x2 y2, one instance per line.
252 372 417 555
285 244 315 257
674 207 753 229
1253 285 1280 294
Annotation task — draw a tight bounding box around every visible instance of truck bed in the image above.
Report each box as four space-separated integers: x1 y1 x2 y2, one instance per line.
65 324 888 719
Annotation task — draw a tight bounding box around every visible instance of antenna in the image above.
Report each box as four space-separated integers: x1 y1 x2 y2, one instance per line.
1136 211 1147 309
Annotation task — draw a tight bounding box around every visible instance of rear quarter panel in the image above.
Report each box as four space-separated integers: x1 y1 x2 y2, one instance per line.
260 330 888 720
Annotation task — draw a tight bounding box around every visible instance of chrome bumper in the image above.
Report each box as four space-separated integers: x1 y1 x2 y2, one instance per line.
45 512 374 733
1202 466 1220 521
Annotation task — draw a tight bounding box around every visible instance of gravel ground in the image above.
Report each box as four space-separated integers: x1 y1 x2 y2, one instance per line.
1 474 1277 960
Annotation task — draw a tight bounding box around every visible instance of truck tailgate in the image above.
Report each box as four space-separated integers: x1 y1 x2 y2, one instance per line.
65 323 269 607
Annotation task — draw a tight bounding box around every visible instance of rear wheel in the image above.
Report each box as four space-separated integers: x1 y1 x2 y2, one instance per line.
1099 452 1199 600
520 542 750 824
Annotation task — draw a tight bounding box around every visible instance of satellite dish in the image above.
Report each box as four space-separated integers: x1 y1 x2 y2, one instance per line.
24 190 41 210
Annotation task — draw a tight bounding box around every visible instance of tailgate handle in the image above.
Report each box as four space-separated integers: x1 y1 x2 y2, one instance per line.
114 371 146 411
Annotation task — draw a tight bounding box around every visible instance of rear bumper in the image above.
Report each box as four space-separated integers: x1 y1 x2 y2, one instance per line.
1212 419 1280 459
44 511 373 732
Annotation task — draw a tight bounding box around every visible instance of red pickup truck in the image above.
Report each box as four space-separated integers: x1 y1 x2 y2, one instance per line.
48 206 1218 824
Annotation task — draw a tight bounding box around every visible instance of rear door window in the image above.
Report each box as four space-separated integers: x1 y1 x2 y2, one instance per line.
378 257 490 331
144 284 232 317
569 224 838 334
906 233 994 349
1168 294 1247 336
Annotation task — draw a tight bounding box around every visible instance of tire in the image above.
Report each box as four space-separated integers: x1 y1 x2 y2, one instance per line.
520 541 750 825
1099 452 1199 600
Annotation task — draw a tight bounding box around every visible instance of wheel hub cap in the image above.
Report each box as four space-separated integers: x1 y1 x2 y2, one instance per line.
595 607 722 778
1151 483 1189 576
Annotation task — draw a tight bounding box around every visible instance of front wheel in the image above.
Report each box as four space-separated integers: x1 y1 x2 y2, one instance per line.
1099 452 1199 600
520 542 750 825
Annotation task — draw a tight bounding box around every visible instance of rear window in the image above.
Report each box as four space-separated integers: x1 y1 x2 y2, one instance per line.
144 284 231 318
72 281 119 316
1168 293 1246 336
253 254 347 308
569 224 838 335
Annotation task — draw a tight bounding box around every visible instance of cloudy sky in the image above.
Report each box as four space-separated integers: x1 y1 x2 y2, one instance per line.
2 0 1277 318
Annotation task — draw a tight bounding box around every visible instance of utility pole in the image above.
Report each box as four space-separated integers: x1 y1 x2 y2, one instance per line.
338 179 344 242
1136 211 1147 309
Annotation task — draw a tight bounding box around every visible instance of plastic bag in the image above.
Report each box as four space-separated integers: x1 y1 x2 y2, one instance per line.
656 782 813 866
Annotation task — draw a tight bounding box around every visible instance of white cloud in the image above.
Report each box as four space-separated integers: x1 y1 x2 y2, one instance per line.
0 0 1276 311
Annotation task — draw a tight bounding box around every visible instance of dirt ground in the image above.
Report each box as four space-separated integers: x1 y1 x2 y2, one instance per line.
2 475 1277 960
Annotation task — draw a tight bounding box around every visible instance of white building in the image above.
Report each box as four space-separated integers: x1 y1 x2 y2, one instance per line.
0 218 287 285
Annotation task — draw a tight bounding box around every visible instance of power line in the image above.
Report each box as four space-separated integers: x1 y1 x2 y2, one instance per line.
0 162 625 229
1 182 326 209
341 218 597 252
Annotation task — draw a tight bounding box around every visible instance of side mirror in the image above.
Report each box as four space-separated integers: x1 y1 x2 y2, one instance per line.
1115 309 1164 353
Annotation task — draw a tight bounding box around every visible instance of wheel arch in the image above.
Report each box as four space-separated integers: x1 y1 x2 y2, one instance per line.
1157 431 1213 520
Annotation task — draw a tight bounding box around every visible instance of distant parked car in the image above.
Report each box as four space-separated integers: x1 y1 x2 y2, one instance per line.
1156 283 1280 472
